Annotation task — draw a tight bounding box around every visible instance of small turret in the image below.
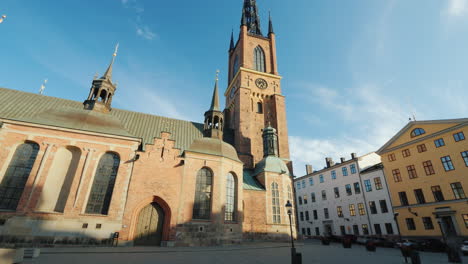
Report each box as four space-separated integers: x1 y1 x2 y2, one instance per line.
203 71 224 139
262 123 279 157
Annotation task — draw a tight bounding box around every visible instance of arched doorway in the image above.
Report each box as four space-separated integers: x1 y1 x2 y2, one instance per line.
134 202 165 246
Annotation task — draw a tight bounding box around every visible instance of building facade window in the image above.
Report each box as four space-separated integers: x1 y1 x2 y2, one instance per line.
385 223 394 234
322 190 327 200
86 152 120 215
299 212 304 221
353 225 359 235
358 203 366 215
315 227 320 236
257 102 263 114
331 171 336 180
192 168 213 220
463 214 468 228
374 224 382 235
399 191 409 206
309 177 314 186
407 165 418 179
388 153 396 162
369 201 377 214
287 185 292 200
364 179 372 192
434 138 445 148
254 46 266 72
334 187 340 198
411 128 426 137
324 208 329 219
362 224 369 235
402 149 411 158
319 174 324 183
346 184 352 196
0 142 40 210
340 225 346 235
462 151 468 167
303 195 308 204
296 182 301 190
349 204 356 216
313 210 318 220
406 218 416 230
417 144 427 153
441 156 455 171
225 173 237 222
307 228 311 236
311 192 316 202
301 180 305 188
271 182 281 224
354 182 361 194
350 164 357 174
431 185 445 202
451 182 466 199
374 177 383 190
453 132 465 142
422 217 434 230
392 169 402 182
414 189 426 204
342 167 348 176
379 199 389 213
298 196 302 205
423 161 435 175
337 206 343 217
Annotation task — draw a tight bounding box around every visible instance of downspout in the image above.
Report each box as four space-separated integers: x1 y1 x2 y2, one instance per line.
356 160 374 235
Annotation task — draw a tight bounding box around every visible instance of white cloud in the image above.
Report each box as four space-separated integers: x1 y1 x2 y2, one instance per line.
136 25 156 40
447 0 468 16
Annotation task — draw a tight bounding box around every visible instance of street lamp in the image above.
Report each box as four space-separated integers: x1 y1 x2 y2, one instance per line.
285 200 298 264
393 212 402 242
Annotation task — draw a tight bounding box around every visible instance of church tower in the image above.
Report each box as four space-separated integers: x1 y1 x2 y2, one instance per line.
83 44 119 113
224 1 291 170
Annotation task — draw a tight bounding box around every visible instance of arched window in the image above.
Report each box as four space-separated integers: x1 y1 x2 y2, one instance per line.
257 102 263 114
85 152 120 215
0 142 40 210
271 182 281 224
193 168 213 220
254 46 266 72
225 172 237 222
232 56 240 79
411 128 426 137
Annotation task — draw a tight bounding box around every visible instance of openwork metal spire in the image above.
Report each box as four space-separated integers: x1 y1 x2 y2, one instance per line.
241 0 262 36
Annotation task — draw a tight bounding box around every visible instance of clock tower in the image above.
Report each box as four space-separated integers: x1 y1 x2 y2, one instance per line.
224 0 291 170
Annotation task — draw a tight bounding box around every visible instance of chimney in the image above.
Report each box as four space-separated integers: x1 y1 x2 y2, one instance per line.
340 157 346 163
305 165 313 174
325 157 334 168
351 153 357 159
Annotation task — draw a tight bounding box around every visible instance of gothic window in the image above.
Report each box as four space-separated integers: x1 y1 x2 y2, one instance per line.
85 152 120 215
233 55 240 79
257 102 263 114
254 46 266 72
271 182 281 224
225 173 237 222
0 142 40 210
192 168 213 220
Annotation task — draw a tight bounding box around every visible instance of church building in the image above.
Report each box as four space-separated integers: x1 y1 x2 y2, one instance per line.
0 0 295 246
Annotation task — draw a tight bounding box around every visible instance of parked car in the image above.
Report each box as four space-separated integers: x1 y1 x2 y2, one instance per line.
373 237 395 248
419 239 446 252
461 240 468 256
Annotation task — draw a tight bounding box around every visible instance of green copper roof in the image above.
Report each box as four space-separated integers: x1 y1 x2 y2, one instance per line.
243 169 265 191
254 156 290 176
0 87 203 151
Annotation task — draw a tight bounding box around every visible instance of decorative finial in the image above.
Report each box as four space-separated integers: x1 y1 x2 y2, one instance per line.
215 69 220 81
0 15 6 24
93 72 98 80
39 79 48 95
113 43 119 57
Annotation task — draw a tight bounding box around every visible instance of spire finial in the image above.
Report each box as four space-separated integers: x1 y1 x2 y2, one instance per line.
0 15 6 24
208 70 220 111
102 43 119 80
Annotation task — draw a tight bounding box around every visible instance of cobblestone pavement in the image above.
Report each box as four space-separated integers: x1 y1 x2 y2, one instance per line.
24 240 467 264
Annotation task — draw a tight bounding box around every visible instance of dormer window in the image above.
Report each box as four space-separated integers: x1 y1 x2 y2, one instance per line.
411 128 426 137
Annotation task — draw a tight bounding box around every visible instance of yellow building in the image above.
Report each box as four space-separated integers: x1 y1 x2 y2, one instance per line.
377 118 468 240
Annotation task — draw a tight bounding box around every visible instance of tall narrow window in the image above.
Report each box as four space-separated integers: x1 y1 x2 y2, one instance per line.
402 149 411 158
331 171 336 179
434 138 445 148
407 165 418 179
309 177 314 186
388 153 396 162
324 208 329 219
254 46 266 72
342 167 348 176
345 184 352 196
431 185 445 202
354 182 361 194
358 203 366 215
0 142 40 210
399 191 409 206
311 192 316 202
379 199 389 213
374 177 383 190
423 161 435 175
364 179 372 192
192 168 213 220
350 164 357 174
406 218 416 230
349 204 356 216
334 187 340 198
321 190 327 200
422 217 434 230
319 174 324 183
392 169 402 182
369 201 377 214
385 223 394 234
417 144 427 153
462 151 468 166
451 182 466 199
441 156 455 171
271 182 281 224
85 152 120 215
257 102 263 114
225 173 237 222
362 224 369 235
414 189 426 204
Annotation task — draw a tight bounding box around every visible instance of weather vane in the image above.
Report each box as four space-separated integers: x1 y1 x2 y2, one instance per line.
39 79 48 95
0 15 6 24
113 43 119 57
215 70 220 81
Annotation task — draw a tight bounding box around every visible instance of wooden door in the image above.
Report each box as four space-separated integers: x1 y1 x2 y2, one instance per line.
134 203 164 246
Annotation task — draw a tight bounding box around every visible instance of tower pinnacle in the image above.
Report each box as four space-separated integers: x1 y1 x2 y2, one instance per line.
102 43 119 80
240 0 262 36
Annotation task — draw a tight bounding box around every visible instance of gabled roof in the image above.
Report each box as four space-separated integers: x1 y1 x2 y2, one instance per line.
376 118 468 154
0 87 204 151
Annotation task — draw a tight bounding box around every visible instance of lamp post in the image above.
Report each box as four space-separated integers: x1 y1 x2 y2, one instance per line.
285 200 298 264
393 212 402 243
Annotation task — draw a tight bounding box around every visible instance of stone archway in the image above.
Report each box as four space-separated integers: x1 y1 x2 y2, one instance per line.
134 202 165 246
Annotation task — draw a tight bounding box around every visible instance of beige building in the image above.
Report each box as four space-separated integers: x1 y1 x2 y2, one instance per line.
0 0 296 246
377 118 468 240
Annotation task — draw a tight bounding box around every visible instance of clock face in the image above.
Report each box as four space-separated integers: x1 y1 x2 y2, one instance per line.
255 78 268 89
230 86 236 99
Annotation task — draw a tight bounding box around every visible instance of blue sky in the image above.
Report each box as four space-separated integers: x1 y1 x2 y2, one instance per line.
1 0 467 175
